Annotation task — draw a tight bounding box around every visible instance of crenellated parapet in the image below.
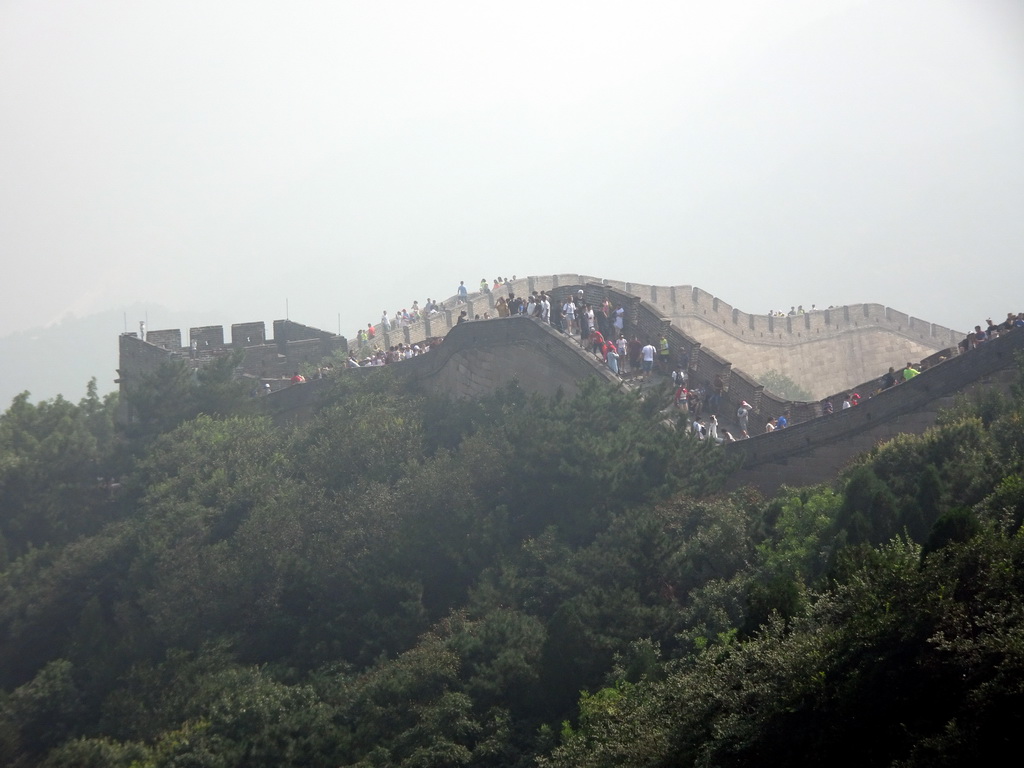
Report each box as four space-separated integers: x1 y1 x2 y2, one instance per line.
116 275 991 483
116 319 349 424
355 274 970 435
487 276 961 400
115 276 1019 494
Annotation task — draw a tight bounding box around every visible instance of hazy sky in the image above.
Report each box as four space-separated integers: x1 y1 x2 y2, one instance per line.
2 0 1022 341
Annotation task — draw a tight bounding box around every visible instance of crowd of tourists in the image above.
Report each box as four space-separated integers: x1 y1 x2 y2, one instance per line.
342 280 1024 445
346 277 741 440
805 308 1024 433
961 312 1024 352
369 278 532 338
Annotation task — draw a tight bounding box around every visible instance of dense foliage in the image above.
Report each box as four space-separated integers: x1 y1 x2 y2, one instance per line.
1 360 1022 767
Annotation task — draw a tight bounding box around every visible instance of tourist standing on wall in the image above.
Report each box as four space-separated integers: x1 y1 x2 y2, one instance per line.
658 334 670 372
736 401 751 437
562 298 576 336
607 345 619 375
641 341 657 378
583 303 595 344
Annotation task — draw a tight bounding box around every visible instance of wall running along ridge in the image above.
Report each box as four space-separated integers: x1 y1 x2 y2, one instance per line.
120 274 1012 493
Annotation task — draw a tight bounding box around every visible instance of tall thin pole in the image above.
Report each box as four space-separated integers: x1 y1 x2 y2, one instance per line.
286 298 289 320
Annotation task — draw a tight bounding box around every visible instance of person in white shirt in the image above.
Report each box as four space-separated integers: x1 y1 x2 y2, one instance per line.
562 300 576 335
641 342 657 378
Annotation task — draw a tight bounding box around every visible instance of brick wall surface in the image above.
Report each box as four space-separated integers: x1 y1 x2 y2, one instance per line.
145 329 181 350
231 322 266 347
190 325 225 348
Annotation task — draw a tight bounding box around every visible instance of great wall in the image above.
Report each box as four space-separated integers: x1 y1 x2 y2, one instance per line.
118 275 1023 494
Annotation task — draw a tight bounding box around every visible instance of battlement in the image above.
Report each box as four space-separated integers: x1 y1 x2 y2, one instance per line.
245 272 966 424
116 319 349 423
674 285 962 347
116 276 1016 495
506 279 960 400
118 274 970 440
382 275 960 353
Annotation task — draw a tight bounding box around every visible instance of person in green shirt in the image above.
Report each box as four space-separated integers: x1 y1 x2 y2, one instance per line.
658 335 670 372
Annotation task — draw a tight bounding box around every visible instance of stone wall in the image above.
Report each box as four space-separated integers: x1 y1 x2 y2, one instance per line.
116 332 186 423
145 328 181 350
190 325 225 349
116 319 349 423
241 298 1019 497
724 327 1024 495
365 275 960 400
402 316 620 400
492 278 970 435
264 315 620 425
616 282 958 399
353 277 868 439
231 322 266 347
119 275 986 494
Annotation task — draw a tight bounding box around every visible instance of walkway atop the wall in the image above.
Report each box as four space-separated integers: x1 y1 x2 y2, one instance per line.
724 326 1024 494
365 275 963 404
289 305 1021 495
124 273 1014 492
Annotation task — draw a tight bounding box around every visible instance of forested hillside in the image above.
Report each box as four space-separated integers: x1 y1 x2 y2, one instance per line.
1 358 1022 767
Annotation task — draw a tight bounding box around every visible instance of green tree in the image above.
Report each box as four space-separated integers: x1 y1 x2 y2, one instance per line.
834 465 901 547
39 737 149 768
757 369 814 402
124 352 254 441
0 387 120 556
0 659 85 759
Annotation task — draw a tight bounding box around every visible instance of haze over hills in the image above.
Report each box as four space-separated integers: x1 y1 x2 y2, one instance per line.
0 305 232 407
1 281 975 409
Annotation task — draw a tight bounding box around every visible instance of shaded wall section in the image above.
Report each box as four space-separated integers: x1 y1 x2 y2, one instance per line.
725 328 1024 495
